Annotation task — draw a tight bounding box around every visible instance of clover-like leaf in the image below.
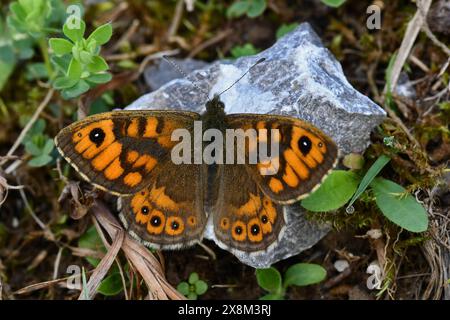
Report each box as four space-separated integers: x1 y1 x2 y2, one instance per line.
63 18 85 42
195 280 208 295
67 57 83 80
86 73 112 84
28 154 52 167
87 55 108 73
42 138 54 155
227 1 250 18
49 38 73 55
62 79 90 99
87 23 112 45
188 272 199 284
177 282 190 295
53 76 78 89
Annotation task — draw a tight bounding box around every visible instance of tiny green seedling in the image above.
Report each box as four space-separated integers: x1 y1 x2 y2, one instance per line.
177 272 208 300
49 15 112 99
256 263 326 300
276 23 299 39
320 0 347 8
22 118 55 167
230 43 260 59
227 0 267 19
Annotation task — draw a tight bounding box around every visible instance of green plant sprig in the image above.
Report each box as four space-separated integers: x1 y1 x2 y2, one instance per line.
49 17 112 99
177 272 208 300
256 263 326 300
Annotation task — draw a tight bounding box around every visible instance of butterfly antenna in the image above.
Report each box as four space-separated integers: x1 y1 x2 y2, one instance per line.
217 58 266 97
162 55 209 99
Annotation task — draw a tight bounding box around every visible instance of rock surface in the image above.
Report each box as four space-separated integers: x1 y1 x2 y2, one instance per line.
125 23 385 268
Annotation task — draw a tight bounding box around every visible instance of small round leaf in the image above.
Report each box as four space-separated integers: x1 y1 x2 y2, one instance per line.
177 282 190 295
256 267 282 294
284 263 327 287
370 178 428 232
301 170 360 212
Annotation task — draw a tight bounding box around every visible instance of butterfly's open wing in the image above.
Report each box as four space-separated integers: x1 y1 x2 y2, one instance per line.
226 114 338 204
119 162 207 249
212 164 285 253
55 110 200 196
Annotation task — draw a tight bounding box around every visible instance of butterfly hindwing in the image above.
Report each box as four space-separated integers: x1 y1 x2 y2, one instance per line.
55 110 200 196
226 114 338 204
119 161 207 249
212 165 285 253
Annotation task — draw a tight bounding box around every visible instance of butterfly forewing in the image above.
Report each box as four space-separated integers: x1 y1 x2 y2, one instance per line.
55 110 200 196
225 114 338 204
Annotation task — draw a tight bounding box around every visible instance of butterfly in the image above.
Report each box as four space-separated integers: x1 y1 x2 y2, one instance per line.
55 95 338 254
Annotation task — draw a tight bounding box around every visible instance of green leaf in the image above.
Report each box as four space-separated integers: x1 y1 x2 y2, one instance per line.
276 23 299 39
86 73 112 84
87 23 112 45
24 141 42 156
347 155 391 209
42 138 54 154
87 55 109 73
63 18 86 42
247 0 267 18
0 44 16 91
230 43 259 58
79 51 94 64
321 0 347 7
301 170 360 212
195 280 208 295
28 154 52 167
187 292 198 300
49 38 73 55
97 273 124 296
67 57 82 80
10 2 27 22
53 76 78 89
51 55 71 73
227 1 250 18
78 225 105 267
256 267 282 294
370 178 428 232
260 293 284 300
25 63 48 80
63 80 90 99
284 263 327 288
188 272 199 284
177 282 190 295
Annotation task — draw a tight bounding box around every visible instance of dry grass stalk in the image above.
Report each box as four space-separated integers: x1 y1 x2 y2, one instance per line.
85 201 185 300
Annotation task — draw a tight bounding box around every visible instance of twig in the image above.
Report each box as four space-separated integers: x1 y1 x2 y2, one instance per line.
384 0 432 94
137 49 180 75
90 201 185 300
417 0 450 57
188 29 232 58
79 220 124 300
0 89 54 167
167 0 184 40
109 19 140 53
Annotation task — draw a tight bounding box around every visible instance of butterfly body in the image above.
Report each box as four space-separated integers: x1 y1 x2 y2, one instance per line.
55 95 338 254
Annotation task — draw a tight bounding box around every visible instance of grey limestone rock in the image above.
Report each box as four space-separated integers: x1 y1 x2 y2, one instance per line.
125 23 385 268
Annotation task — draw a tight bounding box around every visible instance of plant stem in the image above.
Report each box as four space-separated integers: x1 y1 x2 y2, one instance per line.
38 37 54 79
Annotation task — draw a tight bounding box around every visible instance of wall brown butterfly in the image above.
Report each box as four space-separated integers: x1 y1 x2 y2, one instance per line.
55 63 338 254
